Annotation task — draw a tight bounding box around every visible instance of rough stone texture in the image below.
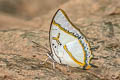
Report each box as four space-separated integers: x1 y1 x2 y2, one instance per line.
0 0 120 80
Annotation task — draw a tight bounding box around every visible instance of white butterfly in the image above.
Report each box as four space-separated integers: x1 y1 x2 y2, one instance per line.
48 9 95 69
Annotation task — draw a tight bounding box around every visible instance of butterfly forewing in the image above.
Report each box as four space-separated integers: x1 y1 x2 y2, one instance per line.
49 9 93 69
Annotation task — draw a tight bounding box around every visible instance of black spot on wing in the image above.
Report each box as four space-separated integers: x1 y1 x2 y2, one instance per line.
60 43 62 46
78 36 81 39
54 46 56 48
52 43 54 46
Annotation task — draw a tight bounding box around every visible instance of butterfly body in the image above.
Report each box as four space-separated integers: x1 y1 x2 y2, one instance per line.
49 9 93 69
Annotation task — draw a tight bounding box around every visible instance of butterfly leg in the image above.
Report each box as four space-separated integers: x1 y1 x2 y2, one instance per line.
40 57 50 64
46 52 58 69
40 51 52 65
52 62 56 69
40 52 57 69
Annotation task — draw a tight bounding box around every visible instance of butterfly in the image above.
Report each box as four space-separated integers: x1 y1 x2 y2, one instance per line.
48 9 96 70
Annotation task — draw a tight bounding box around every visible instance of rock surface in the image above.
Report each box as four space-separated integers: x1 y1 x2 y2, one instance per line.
0 0 120 80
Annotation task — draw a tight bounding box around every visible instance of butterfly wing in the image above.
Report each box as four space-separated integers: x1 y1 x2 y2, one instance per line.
49 9 93 69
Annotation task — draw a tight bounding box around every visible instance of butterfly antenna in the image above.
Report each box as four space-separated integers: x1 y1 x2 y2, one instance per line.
32 41 52 65
32 41 50 53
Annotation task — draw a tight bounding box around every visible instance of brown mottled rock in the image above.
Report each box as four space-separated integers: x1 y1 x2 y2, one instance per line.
0 0 120 80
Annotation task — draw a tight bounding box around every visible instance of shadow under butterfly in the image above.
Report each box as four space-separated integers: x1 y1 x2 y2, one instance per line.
40 9 97 70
